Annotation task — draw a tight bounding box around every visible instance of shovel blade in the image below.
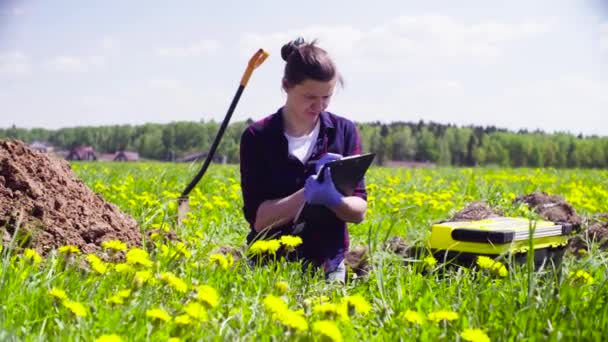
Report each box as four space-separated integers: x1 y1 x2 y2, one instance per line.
177 196 190 225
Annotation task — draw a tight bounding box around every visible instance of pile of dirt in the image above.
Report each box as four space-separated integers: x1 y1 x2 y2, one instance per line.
568 214 608 253
514 192 582 225
0 139 141 255
449 202 501 221
345 245 370 278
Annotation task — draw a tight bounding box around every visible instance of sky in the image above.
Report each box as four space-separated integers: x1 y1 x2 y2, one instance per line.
1 0 607 135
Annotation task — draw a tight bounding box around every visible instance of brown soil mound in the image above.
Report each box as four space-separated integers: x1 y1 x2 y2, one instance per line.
384 236 416 258
568 214 608 253
449 202 501 221
514 192 582 225
345 245 370 278
0 139 141 255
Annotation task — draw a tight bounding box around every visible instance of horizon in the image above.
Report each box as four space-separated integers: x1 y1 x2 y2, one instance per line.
1 0 607 135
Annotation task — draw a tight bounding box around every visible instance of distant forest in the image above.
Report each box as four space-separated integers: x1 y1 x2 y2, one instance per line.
2 119 607 168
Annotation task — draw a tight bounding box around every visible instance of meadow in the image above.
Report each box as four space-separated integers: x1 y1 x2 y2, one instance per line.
1 163 607 341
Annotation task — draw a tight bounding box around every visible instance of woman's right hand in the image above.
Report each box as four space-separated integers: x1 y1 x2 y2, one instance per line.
315 153 342 174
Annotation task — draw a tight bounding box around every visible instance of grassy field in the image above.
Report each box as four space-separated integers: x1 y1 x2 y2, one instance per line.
1 163 607 341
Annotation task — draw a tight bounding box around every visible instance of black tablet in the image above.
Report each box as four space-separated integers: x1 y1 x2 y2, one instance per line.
317 153 375 196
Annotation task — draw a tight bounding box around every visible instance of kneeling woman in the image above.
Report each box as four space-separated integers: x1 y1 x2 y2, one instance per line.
239 38 368 282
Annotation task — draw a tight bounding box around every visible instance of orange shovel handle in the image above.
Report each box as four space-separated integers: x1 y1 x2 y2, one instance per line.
240 49 269 86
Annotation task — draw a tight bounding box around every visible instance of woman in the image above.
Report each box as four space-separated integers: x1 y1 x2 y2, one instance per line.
239 38 368 282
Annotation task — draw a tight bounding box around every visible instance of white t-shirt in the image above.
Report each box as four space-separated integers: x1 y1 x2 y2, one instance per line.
284 119 320 164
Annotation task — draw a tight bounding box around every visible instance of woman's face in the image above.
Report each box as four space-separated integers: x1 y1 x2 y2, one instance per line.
284 78 337 125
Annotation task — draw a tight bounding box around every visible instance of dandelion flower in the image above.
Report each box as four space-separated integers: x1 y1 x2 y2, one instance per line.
107 289 131 305
428 310 459 323
102 240 127 252
279 235 303 249
275 281 289 294
134 270 155 286
313 303 340 316
197 285 219 308
569 270 594 286
275 310 308 332
476 256 508 278
114 263 135 274
312 320 343 342
159 272 188 293
95 334 123 342
461 328 491 342
87 254 110 274
146 308 171 323
423 255 437 268
183 302 208 321
263 295 288 314
209 253 233 270
403 310 424 325
343 295 372 316
24 248 42 264
63 300 87 317
48 288 68 301
248 239 282 255
175 314 192 325
58 245 81 255
126 248 153 267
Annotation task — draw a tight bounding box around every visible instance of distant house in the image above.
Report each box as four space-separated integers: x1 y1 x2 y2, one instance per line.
177 152 225 164
114 150 139 162
66 146 97 161
385 160 436 168
29 141 54 153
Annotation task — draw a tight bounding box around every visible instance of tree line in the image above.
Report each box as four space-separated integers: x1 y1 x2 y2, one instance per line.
1 120 607 168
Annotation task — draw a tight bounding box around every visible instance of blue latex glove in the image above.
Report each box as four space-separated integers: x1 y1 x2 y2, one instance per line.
304 167 343 208
315 153 342 173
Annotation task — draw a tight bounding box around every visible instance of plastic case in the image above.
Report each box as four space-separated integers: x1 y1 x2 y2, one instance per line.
428 217 577 269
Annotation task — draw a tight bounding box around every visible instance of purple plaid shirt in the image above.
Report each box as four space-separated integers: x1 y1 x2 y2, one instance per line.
239 108 367 273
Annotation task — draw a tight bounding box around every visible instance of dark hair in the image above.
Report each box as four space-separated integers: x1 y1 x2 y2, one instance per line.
280 38 343 88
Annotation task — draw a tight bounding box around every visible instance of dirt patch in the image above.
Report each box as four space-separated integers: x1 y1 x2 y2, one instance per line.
213 245 244 263
514 192 582 225
449 202 501 222
384 236 416 258
0 139 141 255
568 214 608 253
345 245 370 278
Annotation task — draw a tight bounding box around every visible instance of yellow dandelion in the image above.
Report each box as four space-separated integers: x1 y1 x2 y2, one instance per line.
86 254 110 274
248 239 282 255
174 314 192 325
476 256 494 270
24 248 42 264
58 245 80 255
423 255 437 268
63 300 87 317
428 310 459 323
126 248 153 267
313 303 340 316
461 328 491 342
107 289 131 305
159 272 188 293
197 285 219 308
114 263 135 274
102 240 127 252
312 320 343 342
343 295 372 316
476 256 508 278
209 253 233 270
183 302 208 321
263 295 288 314
569 270 594 286
48 288 68 301
304 296 331 307
279 235 303 249
95 334 123 342
146 308 171 322
275 281 289 294
134 270 154 286
168 338 181 342
275 309 308 332
403 310 424 325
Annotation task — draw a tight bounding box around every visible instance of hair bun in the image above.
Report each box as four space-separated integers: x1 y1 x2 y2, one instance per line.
280 37 305 61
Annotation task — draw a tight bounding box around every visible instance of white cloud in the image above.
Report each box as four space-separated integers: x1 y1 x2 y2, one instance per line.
0 51 32 77
156 39 220 57
600 22 608 53
147 79 184 91
99 36 120 53
47 55 106 72
11 7 25 16
240 15 555 71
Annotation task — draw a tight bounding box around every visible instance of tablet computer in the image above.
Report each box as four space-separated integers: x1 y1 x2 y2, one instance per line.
317 153 376 196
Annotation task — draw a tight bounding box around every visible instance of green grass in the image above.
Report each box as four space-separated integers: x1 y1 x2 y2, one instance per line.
1 163 607 341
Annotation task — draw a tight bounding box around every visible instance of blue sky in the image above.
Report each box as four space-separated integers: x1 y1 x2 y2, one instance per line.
1 0 607 135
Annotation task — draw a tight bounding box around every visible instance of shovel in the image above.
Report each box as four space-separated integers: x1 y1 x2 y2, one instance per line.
177 48 269 224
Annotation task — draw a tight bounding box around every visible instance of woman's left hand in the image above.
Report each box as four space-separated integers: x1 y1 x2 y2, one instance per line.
304 167 343 208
